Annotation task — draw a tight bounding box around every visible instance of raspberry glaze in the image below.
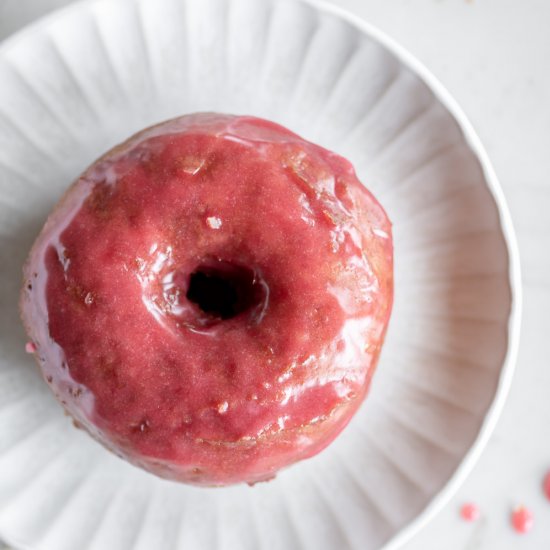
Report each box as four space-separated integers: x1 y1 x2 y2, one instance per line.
20 114 393 486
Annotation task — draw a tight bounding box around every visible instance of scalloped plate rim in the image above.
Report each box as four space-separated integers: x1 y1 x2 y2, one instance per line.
0 0 522 549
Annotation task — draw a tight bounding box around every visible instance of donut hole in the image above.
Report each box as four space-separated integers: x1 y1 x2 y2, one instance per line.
186 262 267 322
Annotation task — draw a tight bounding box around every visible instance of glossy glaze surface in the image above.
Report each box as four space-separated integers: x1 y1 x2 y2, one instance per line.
20 114 393 485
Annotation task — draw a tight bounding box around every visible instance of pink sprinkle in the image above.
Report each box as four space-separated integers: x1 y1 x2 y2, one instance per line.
25 342 37 354
511 506 534 534
543 471 550 501
460 503 480 522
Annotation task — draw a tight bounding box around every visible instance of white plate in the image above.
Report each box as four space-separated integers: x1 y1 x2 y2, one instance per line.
0 0 521 549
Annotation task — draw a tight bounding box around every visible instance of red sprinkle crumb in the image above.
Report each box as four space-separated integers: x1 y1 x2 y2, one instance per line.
460 503 480 522
25 342 37 354
511 506 534 534
543 471 550 501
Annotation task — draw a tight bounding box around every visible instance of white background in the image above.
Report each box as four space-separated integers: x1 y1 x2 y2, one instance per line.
1 1 549 549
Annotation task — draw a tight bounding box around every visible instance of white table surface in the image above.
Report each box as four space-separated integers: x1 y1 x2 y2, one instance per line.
1 1 549 549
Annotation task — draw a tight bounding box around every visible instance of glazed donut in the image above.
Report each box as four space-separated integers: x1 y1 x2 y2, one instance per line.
20 113 393 486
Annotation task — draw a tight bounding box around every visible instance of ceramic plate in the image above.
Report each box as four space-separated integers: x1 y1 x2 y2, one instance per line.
0 0 521 548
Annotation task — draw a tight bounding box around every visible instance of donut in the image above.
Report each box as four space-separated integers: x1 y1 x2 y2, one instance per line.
20 113 393 486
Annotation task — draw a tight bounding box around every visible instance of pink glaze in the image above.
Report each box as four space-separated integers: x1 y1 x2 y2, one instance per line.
20 114 393 486
460 503 480 522
511 506 534 534
543 471 550 501
25 341 37 354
